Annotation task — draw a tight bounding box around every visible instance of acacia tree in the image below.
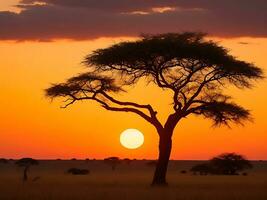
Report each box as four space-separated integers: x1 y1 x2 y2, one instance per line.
15 158 39 181
210 153 253 175
46 32 263 186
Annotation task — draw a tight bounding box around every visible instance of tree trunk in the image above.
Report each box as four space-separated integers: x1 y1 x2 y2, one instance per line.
151 133 172 186
23 166 29 181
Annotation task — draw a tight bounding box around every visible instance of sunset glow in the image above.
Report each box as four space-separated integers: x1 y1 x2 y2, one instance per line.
0 0 266 160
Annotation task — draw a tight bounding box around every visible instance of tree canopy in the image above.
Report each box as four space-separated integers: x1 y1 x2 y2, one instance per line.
210 152 253 175
191 153 252 175
15 158 39 167
46 32 263 129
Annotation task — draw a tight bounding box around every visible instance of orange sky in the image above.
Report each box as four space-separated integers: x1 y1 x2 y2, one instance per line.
0 1 266 160
0 0 19 12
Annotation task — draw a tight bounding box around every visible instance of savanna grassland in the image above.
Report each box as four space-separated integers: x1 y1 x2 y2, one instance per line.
0 160 266 200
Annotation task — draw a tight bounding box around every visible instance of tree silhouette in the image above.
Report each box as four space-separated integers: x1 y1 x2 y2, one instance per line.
210 153 253 175
15 158 39 181
104 157 120 170
191 153 253 175
45 32 263 186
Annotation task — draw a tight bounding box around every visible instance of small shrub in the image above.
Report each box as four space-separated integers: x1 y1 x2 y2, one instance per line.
67 168 90 175
146 161 157 167
0 158 8 164
180 170 187 174
191 163 212 175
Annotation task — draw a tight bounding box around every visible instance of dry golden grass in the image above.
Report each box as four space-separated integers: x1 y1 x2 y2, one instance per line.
0 160 266 200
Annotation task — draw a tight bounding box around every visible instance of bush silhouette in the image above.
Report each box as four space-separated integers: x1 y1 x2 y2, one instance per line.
146 161 157 167
191 153 252 175
0 158 8 164
191 163 214 175
210 153 252 175
67 168 90 175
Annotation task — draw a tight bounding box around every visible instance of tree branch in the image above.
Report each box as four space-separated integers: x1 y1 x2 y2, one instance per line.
100 92 162 129
60 93 163 132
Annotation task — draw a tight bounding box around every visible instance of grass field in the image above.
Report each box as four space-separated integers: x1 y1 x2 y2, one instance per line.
0 160 266 200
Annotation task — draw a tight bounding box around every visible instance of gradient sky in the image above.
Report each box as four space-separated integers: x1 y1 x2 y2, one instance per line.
0 0 266 160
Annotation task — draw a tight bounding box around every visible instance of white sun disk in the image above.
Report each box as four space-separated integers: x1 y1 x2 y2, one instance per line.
120 129 144 149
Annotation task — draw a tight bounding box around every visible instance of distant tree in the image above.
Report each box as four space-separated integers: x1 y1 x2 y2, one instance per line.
46 32 263 186
210 153 253 175
15 158 39 181
104 157 120 170
0 158 8 164
191 153 253 175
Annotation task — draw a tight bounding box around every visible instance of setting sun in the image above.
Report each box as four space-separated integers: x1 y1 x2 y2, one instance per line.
120 129 144 149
